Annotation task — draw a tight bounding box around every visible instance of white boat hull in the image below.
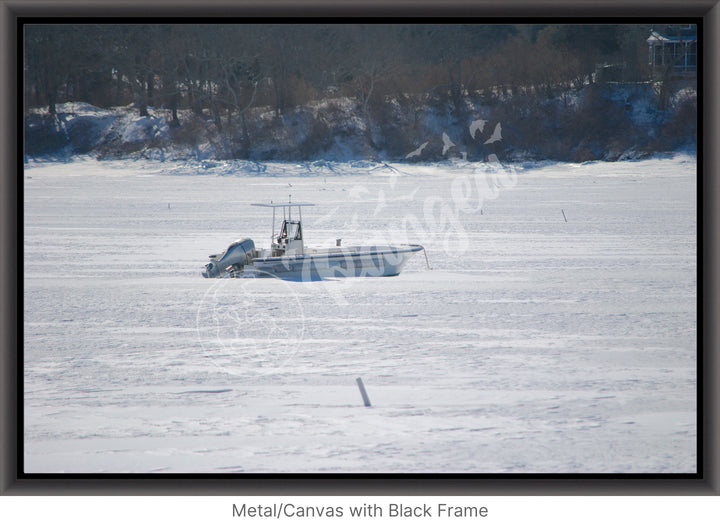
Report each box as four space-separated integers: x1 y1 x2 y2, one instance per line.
245 245 423 280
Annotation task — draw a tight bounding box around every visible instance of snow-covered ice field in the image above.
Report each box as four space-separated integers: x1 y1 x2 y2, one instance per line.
23 154 697 473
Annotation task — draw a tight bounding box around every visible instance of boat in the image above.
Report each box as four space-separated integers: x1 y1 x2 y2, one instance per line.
202 199 425 279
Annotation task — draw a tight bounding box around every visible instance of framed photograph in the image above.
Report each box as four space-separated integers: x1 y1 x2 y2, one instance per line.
3 1 717 497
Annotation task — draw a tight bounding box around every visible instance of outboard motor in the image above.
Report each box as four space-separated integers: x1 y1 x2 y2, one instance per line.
202 238 255 278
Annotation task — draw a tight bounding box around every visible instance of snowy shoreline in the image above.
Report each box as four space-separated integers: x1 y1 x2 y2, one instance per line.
25 78 697 165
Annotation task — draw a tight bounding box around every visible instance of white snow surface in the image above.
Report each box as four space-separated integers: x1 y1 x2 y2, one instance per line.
23 154 697 473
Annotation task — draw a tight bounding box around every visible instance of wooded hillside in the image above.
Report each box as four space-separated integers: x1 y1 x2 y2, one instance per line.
25 24 654 117
24 23 696 162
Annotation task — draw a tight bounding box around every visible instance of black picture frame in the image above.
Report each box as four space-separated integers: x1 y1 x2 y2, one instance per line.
2 0 717 496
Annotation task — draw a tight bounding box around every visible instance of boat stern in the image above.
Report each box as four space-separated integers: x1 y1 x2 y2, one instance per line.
202 238 256 278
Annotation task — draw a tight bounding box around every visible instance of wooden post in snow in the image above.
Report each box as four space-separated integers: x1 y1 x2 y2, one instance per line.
356 378 372 407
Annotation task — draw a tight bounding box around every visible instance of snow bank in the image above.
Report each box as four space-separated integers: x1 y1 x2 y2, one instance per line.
24 80 696 163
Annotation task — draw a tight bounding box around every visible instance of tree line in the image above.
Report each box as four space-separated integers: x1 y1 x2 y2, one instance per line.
24 23 652 127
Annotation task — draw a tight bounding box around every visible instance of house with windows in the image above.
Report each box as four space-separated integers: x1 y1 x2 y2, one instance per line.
647 25 697 79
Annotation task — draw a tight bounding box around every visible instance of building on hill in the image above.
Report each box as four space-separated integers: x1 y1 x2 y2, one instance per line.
647 24 697 80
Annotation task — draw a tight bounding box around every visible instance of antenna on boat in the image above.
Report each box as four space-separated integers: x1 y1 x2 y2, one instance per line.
271 200 275 240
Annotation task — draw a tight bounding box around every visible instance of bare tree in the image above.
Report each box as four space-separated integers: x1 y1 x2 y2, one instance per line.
24 25 74 115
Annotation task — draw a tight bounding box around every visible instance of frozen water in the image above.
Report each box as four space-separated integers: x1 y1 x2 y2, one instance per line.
23 154 697 473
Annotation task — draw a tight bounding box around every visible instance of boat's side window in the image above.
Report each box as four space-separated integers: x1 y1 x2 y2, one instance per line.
278 222 288 243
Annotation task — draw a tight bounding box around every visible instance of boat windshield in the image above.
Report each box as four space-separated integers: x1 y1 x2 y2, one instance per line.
282 221 302 240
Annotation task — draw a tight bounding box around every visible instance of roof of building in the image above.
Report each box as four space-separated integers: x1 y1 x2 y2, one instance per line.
647 28 697 44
